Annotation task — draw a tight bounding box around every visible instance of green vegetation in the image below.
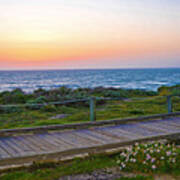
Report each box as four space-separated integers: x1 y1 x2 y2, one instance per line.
0 85 179 129
0 86 180 180
0 86 157 106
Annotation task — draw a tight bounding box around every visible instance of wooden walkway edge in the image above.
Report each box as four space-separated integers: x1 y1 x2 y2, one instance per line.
0 112 180 136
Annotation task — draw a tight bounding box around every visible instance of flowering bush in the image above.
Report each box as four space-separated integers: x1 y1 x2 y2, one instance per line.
117 141 180 173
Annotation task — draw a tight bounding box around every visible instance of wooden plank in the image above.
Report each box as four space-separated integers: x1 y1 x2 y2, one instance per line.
5 138 28 156
135 124 166 136
37 133 67 150
16 136 43 154
0 140 11 159
147 121 180 133
138 123 169 134
36 134 62 149
170 118 180 123
91 128 127 142
80 129 119 144
0 139 19 157
95 126 141 140
160 120 180 127
111 127 144 139
53 133 82 148
74 130 105 145
116 123 159 137
50 133 77 149
10 137 36 156
116 124 151 136
28 135 58 152
24 136 49 152
158 118 180 123
153 122 180 132
158 118 180 126
57 132 92 148
70 131 102 146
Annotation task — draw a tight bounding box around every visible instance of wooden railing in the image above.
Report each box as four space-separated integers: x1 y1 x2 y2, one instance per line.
0 95 179 122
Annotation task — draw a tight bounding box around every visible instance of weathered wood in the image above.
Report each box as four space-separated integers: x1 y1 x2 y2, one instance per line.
53 133 81 148
0 139 18 157
151 122 180 132
16 136 42 153
93 128 131 140
81 129 119 143
50 133 76 149
138 123 169 134
5 139 27 156
24 136 48 152
10 137 35 156
38 134 64 148
118 123 157 136
90 97 96 122
74 131 104 145
167 96 172 113
58 132 92 147
160 121 180 127
0 116 179 168
0 143 11 159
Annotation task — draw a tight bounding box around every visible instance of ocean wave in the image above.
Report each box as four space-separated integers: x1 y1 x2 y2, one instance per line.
0 69 180 92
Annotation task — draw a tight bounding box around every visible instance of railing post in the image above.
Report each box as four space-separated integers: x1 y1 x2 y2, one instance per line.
167 95 172 114
90 97 96 122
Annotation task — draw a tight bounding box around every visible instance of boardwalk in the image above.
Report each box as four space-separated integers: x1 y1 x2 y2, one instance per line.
0 115 180 168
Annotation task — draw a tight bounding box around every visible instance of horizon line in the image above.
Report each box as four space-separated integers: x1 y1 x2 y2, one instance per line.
0 67 180 71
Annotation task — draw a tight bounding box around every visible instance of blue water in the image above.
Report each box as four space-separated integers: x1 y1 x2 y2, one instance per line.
0 68 180 92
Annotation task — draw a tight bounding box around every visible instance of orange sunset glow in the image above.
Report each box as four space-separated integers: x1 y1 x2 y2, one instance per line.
0 0 179 69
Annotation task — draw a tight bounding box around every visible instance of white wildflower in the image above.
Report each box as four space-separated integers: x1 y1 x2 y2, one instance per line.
156 149 160 153
160 156 165 160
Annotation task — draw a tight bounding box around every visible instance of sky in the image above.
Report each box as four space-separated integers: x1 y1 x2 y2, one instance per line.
0 0 179 70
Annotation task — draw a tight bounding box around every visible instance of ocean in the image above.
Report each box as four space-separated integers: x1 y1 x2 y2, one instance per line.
0 68 180 93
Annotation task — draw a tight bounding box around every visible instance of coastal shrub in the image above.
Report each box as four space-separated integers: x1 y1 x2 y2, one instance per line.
158 85 180 96
128 89 157 97
0 106 24 113
0 85 178 108
58 86 72 95
0 89 26 104
103 90 128 98
172 89 180 96
34 88 47 97
34 96 47 103
25 96 47 110
116 141 180 173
